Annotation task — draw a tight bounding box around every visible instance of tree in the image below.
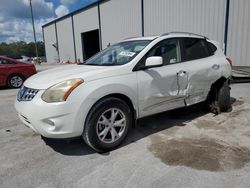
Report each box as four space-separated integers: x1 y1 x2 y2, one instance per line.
0 41 45 57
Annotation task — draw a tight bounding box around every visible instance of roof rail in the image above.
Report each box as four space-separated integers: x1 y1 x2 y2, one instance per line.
161 32 208 39
124 36 141 40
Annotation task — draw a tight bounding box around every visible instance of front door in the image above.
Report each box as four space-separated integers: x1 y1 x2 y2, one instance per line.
137 38 186 118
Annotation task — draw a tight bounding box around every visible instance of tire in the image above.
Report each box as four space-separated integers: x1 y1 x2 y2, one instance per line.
8 75 24 88
83 97 132 152
217 81 230 112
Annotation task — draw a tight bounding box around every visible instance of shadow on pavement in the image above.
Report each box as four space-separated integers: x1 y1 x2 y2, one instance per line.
40 97 237 156
0 86 10 90
42 136 95 156
122 103 208 146
43 102 209 156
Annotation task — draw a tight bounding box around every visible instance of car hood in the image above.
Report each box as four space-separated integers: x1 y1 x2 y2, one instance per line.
24 64 127 89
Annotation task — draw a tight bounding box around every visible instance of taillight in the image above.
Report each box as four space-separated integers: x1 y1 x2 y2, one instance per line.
226 57 232 66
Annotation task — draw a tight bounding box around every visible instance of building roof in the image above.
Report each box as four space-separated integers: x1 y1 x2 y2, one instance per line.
42 0 108 28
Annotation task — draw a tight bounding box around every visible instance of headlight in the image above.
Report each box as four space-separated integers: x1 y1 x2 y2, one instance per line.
41 79 84 102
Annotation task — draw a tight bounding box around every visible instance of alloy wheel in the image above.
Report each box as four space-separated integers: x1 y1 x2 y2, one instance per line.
96 108 126 144
10 76 23 88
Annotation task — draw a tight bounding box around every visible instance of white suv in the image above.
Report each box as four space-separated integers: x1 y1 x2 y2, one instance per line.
15 32 232 152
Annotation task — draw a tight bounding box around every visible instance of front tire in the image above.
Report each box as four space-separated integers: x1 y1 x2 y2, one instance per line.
8 75 24 88
83 97 132 152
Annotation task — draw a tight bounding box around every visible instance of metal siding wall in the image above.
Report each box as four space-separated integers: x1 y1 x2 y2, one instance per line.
100 0 142 48
73 7 99 61
227 0 250 66
57 17 75 62
43 24 58 63
144 0 226 46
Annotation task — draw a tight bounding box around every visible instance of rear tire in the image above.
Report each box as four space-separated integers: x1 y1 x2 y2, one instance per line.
8 75 24 88
83 97 132 152
205 80 231 114
217 81 231 112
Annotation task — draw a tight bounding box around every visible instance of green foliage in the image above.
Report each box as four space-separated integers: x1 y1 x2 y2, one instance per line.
0 41 45 57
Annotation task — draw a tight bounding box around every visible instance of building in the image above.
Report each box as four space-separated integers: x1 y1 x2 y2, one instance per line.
42 0 250 66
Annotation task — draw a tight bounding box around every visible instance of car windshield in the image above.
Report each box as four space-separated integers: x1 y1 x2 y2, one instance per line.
83 40 151 66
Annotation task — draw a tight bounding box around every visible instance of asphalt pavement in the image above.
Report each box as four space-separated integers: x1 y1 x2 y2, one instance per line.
1 77 250 187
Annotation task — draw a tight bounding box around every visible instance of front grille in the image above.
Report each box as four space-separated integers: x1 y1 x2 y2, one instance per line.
17 86 39 101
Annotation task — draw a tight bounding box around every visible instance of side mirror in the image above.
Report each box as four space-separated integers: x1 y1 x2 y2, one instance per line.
145 56 163 67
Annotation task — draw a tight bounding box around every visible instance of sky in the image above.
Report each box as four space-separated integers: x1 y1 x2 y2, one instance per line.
0 0 97 43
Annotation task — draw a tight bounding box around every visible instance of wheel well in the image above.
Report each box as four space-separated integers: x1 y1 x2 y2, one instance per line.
207 77 228 102
92 93 137 127
6 73 25 85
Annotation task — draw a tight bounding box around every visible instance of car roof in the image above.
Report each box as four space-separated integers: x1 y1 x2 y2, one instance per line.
161 32 206 39
123 36 158 41
123 32 206 42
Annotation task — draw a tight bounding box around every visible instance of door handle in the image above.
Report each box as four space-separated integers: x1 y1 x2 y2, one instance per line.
212 64 220 70
177 70 186 75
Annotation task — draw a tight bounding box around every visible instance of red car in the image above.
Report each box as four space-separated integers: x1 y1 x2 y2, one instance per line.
0 56 37 88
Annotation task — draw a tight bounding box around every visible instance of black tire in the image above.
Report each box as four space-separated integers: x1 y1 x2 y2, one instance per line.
83 97 132 152
8 74 24 88
217 81 230 112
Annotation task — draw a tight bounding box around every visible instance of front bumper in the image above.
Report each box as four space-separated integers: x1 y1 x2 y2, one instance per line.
15 90 93 138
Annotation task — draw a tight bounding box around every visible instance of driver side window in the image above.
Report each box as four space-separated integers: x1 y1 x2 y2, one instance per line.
0 59 15 65
147 39 181 65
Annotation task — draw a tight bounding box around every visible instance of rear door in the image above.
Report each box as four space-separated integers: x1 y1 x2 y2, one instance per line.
179 37 221 105
136 38 187 118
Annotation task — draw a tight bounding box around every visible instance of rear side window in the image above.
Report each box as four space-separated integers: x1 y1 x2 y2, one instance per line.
182 38 210 61
207 41 217 54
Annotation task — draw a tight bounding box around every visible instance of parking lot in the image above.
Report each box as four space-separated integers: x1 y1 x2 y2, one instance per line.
1 74 250 187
